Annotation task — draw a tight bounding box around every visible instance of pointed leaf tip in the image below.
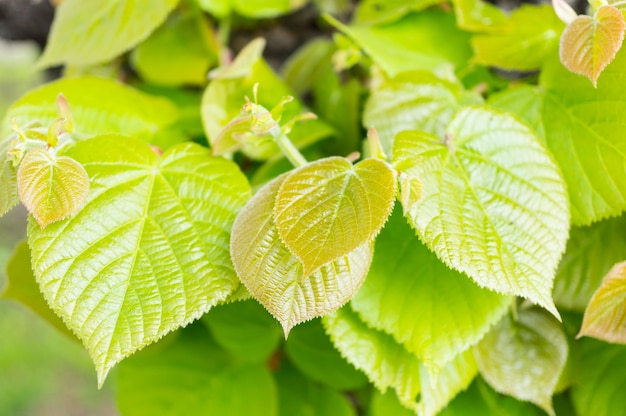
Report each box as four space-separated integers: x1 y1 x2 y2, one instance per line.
274 156 396 277
579 261 626 344
560 5 625 86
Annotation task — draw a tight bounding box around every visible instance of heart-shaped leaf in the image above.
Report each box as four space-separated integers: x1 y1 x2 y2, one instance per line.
231 175 373 336
274 157 396 277
393 107 570 317
27 135 251 386
559 5 625 86
17 148 89 227
474 308 568 416
579 261 626 343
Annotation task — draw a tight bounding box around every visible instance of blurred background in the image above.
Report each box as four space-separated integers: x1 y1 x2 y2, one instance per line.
0 2 118 412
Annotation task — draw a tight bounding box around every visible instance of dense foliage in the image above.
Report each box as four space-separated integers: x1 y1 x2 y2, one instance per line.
2 0 626 415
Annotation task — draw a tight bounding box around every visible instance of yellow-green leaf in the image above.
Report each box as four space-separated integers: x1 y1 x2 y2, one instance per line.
559 5 626 86
579 261 626 343
231 175 373 336
274 157 396 277
17 148 89 227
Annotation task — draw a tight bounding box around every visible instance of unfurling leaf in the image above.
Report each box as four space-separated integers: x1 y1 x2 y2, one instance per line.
393 107 570 318
474 308 568 416
231 175 373 336
579 261 626 343
559 5 625 86
17 148 89 227
28 135 251 386
274 157 396 277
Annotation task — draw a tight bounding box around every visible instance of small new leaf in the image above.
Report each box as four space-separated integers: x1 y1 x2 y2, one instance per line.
274 157 396 277
474 308 568 416
17 148 89 227
579 261 626 343
559 5 625 86
231 175 373 336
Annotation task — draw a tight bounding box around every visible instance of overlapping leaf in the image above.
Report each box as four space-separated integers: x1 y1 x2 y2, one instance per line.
274 157 396 277
28 135 251 385
230 175 373 336
541 50 626 224
17 148 89 227
553 215 626 311
351 208 510 375
559 5 625 86
452 0 508 32
197 0 307 19
474 308 568 415
487 85 545 142
579 261 626 343
353 0 444 25
38 0 180 68
0 137 18 216
393 107 570 317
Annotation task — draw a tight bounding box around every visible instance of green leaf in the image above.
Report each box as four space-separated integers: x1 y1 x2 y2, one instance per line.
559 5 625 87
452 0 508 32
570 339 626 416
197 0 307 18
285 319 368 390
38 0 181 68
27 135 251 385
323 306 421 408
474 308 568 416
1 240 74 338
351 207 510 375
353 0 445 25
276 361 355 416
487 85 545 142
471 5 564 71
369 390 414 416
2 76 181 146
0 138 18 217
540 49 626 224
328 10 473 77
274 157 396 277
202 299 282 362
116 324 277 416
393 107 570 317
230 175 373 335
17 148 89 227
363 71 482 157
131 11 217 86
201 39 333 160
553 215 626 311
579 261 626 343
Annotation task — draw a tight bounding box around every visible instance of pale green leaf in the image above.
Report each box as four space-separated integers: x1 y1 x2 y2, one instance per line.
322 306 421 407
363 72 482 156
570 339 626 416
198 0 307 18
579 261 626 343
369 390 414 416
452 0 508 32
276 361 356 416
38 0 181 68
274 157 396 277
353 0 445 25
1 240 74 338
285 319 368 390
230 175 373 335
471 5 564 71
351 207 510 375
116 324 277 416
328 10 473 77
393 107 570 317
201 39 333 160
553 215 626 311
17 148 89 227
487 85 545 142
0 138 18 217
559 5 625 86
474 308 568 416
27 135 251 385
540 49 626 224
131 11 217 86
203 299 282 362
2 76 181 146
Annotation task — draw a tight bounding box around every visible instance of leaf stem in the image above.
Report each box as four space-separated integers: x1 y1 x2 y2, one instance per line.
275 132 307 168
